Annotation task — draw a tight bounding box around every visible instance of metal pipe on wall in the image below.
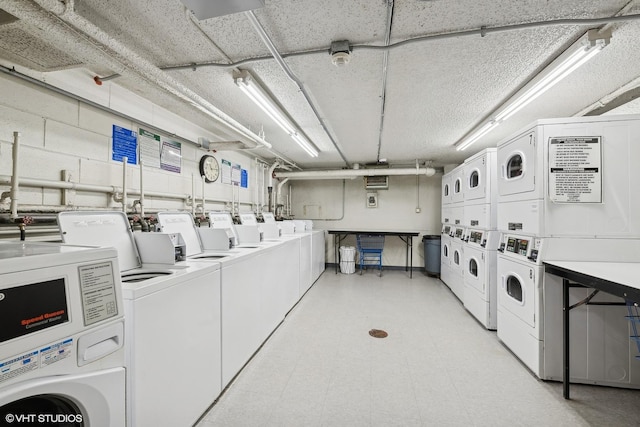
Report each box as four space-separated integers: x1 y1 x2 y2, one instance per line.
139 159 145 218
122 157 128 213
10 132 20 219
274 167 437 180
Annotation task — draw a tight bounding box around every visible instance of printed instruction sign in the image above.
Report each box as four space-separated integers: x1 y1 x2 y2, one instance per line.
548 136 602 203
221 159 232 184
112 125 137 164
160 138 182 173
139 128 162 168
79 262 118 326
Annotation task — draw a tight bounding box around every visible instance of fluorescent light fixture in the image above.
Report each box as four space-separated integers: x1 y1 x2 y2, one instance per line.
456 120 500 151
234 69 320 157
455 29 611 151
291 132 319 157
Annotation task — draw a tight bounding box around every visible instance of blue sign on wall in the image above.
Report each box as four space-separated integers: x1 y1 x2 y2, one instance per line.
241 169 248 188
112 125 137 164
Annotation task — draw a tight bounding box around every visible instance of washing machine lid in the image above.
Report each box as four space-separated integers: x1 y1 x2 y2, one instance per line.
58 211 141 272
0 241 89 259
156 212 203 257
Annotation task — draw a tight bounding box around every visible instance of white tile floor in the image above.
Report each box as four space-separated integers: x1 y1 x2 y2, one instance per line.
196 269 640 427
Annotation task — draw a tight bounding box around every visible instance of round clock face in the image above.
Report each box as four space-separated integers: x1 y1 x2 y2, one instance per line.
199 155 220 183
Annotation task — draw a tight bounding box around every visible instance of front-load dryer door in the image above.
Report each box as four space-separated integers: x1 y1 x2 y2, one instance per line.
464 246 485 296
464 155 487 202
497 257 537 328
498 131 536 198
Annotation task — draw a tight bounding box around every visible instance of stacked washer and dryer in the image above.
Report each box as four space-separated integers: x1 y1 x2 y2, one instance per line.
440 164 466 302
461 148 499 330
496 114 640 389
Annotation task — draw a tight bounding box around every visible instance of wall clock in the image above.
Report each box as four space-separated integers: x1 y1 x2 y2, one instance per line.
199 154 220 183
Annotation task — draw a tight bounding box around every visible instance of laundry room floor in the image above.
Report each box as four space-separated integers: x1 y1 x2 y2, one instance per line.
196 269 640 427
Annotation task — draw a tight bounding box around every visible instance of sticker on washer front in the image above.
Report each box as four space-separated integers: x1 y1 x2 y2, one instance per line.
40 338 73 367
0 338 74 384
0 350 39 384
78 262 119 326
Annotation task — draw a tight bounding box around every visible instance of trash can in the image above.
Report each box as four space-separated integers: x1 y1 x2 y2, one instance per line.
339 245 356 274
422 235 441 277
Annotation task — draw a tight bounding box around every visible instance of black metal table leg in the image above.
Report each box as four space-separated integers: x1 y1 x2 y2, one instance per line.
563 277 570 399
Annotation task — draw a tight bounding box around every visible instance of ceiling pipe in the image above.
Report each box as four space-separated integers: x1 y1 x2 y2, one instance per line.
273 167 436 180
245 11 350 166
96 13 640 81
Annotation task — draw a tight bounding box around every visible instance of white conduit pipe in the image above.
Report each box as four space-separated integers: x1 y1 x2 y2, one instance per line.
201 175 206 213
122 157 128 213
274 167 437 180
276 178 290 211
191 174 196 216
139 159 145 218
10 132 20 219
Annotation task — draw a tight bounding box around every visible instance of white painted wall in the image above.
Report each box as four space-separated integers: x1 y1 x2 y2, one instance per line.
0 69 266 215
287 176 442 269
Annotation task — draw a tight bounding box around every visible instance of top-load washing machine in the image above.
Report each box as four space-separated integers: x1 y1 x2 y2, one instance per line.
0 242 126 426
463 148 497 230
58 211 222 427
208 211 263 248
496 115 640 237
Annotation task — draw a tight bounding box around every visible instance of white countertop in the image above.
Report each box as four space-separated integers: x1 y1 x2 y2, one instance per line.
544 260 640 291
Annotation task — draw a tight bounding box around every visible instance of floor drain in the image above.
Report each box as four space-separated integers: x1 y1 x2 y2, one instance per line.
369 329 388 338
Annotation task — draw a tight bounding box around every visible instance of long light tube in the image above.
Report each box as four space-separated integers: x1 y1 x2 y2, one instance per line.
291 132 319 157
455 29 611 151
456 121 500 151
234 70 320 157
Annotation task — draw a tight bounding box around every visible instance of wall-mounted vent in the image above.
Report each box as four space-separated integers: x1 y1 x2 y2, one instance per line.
364 175 389 190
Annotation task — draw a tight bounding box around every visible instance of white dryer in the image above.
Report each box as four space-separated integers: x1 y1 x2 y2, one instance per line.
496 232 544 375
463 148 497 229
440 224 452 288
448 226 466 302
0 242 125 426
441 171 452 225
58 211 222 427
449 165 465 227
497 115 640 237
497 233 640 388
463 228 499 330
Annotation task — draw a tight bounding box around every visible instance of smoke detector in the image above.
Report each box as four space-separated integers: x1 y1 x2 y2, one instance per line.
330 40 351 67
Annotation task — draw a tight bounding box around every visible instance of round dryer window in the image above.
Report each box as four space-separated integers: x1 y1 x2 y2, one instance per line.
506 154 523 179
469 170 479 188
506 275 523 302
469 258 478 277
454 250 460 265
443 244 449 258
454 178 461 194
444 184 449 197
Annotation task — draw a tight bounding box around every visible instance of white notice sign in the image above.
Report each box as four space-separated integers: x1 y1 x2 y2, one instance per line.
548 136 602 203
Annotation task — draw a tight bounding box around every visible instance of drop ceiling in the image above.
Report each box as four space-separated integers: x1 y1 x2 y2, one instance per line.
1 0 639 170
